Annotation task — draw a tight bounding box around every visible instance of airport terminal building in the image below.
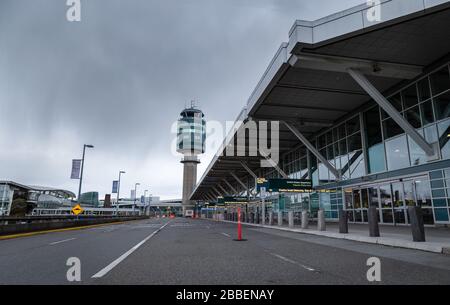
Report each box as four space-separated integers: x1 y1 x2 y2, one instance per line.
190 0 450 226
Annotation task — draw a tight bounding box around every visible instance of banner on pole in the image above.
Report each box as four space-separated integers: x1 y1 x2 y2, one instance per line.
71 159 82 179
112 181 119 194
131 190 136 200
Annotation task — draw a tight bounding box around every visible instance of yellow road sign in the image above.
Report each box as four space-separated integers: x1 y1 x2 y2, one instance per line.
72 204 84 215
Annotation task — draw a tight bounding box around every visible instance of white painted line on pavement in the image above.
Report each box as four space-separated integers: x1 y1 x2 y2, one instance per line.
91 221 171 279
49 238 77 245
270 253 317 272
221 232 231 238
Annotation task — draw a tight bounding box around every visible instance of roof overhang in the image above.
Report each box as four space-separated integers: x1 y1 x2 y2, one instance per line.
190 0 450 201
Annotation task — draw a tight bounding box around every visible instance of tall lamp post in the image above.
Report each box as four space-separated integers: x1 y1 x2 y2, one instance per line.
134 183 140 214
77 144 94 203
116 170 126 213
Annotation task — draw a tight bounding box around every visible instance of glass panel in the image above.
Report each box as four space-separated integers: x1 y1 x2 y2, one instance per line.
432 189 446 198
382 209 394 224
430 170 443 180
392 182 406 224
388 93 403 112
430 66 450 96
385 135 410 170
422 208 434 225
405 106 422 128
346 116 360 135
354 210 362 222
348 133 362 152
338 124 346 140
402 84 419 109
433 198 447 207
404 181 416 207
383 118 403 139
420 100 435 125
415 178 432 207
408 130 427 166
438 118 450 159
418 77 431 102
365 106 383 146
379 184 392 208
361 189 369 209
431 179 445 188
368 143 386 173
344 189 353 209
434 208 449 222
353 190 361 209
433 91 450 121
349 151 365 178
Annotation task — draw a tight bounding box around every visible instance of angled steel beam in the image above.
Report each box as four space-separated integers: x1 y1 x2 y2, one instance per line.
212 187 222 197
217 184 228 195
259 150 289 179
283 121 341 179
230 172 248 190
240 161 258 179
222 179 238 194
348 68 437 159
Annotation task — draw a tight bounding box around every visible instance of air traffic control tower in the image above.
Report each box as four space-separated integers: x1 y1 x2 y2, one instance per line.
177 103 206 215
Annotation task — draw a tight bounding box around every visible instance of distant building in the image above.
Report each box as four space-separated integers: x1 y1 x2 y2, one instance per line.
0 181 75 217
79 191 99 207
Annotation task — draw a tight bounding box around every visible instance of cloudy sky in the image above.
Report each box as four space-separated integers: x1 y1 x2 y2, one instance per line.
0 0 363 200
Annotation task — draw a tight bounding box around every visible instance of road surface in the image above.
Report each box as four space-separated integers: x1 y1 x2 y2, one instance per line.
1 217 449 284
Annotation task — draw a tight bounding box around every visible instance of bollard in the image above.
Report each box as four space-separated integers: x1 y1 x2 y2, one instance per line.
288 211 294 228
368 206 380 237
268 212 273 226
301 210 309 229
278 211 283 226
339 209 348 234
317 209 326 231
262 202 266 226
408 206 425 242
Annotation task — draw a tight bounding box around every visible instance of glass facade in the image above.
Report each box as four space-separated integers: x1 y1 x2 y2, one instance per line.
258 62 450 225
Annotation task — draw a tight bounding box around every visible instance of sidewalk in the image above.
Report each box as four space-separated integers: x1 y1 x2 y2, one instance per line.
218 219 450 254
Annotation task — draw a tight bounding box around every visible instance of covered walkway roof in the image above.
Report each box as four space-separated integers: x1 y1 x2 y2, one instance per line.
190 0 450 201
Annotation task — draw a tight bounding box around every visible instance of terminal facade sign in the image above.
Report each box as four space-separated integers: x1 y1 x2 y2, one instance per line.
217 196 249 205
257 178 312 193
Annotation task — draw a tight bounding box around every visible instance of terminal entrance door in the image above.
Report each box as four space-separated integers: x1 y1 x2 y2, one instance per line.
345 175 431 225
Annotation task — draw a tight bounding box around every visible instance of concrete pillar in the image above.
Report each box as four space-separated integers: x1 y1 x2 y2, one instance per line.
339 209 348 234
278 211 283 226
317 209 326 231
368 206 380 237
288 211 294 228
268 212 273 226
301 210 309 229
408 206 426 242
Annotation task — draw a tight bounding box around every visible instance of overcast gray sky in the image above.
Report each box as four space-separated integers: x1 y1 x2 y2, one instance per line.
0 0 363 200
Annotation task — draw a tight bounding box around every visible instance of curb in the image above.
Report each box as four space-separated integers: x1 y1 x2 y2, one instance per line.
214 219 447 254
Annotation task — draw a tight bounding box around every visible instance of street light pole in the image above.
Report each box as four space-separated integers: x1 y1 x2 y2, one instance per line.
134 183 140 214
77 144 94 203
116 170 126 215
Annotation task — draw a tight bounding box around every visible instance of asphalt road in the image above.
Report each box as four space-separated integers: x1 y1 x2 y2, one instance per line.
1 217 449 285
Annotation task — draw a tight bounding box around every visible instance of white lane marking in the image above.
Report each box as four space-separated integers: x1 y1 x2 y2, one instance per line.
91 221 171 279
270 253 317 272
49 238 77 245
221 232 231 238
